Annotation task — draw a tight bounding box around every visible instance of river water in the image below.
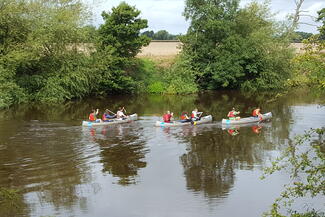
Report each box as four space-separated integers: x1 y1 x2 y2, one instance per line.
0 89 324 217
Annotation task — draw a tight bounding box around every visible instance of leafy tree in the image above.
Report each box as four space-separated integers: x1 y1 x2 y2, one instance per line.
179 0 293 90
317 8 325 40
141 30 178 40
289 8 325 90
97 2 150 58
262 128 325 217
153 30 171 40
0 0 97 107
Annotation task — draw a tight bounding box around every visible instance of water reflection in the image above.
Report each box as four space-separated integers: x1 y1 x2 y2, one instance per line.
83 123 149 186
221 122 271 136
0 123 94 216
175 122 277 199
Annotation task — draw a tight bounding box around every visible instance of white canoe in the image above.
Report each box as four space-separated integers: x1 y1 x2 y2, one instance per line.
82 114 138 127
221 112 272 125
155 115 213 127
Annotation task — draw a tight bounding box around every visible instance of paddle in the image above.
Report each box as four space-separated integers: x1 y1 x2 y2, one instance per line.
122 107 127 115
106 109 116 115
198 111 203 119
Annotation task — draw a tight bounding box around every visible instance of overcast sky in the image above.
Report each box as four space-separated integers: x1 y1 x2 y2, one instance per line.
87 0 325 34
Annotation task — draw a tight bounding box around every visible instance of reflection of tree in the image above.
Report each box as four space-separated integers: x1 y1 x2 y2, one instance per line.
96 124 149 185
0 124 93 215
179 124 280 199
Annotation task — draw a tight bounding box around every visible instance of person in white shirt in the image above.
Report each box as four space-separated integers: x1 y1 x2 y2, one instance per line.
116 107 127 119
191 108 203 121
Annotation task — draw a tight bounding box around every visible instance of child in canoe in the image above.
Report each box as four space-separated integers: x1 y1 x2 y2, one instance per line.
180 112 191 123
102 109 116 122
117 107 128 119
227 108 240 120
89 109 101 122
252 107 262 120
191 108 203 121
163 111 173 123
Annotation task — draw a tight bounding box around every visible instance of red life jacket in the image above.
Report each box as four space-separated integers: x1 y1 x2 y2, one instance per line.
228 111 235 118
89 113 95 121
102 114 106 120
181 115 186 120
191 113 195 118
252 109 259 116
163 114 171 122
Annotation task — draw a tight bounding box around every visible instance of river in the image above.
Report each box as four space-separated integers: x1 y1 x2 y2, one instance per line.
0 89 324 217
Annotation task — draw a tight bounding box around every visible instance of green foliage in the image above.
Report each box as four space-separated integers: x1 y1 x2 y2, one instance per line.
262 128 325 217
97 2 150 58
147 81 165 93
0 0 96 107
164 55 198 94
290 36 325 90
317 8 325 40
0 65 27 109
180 0 294 91
141 30 178 40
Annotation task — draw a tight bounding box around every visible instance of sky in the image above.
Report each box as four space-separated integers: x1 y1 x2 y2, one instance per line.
87 0 325 34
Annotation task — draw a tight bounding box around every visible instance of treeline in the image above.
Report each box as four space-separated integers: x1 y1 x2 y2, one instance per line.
0 0 324 109
0 0 152 109
141 30 179 40
292 31 313 42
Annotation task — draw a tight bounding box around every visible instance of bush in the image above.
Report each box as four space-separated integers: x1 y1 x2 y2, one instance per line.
164 56 198 94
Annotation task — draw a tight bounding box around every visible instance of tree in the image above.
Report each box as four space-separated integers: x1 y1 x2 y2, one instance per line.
141 30 154 39
97 2 150 58
179 0 293 90
262 128 325 216
317 8 325 40
0 0 97 107
153 30 169 40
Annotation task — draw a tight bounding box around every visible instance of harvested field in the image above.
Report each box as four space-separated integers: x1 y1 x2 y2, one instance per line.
137 41 310 57
137 40 182 57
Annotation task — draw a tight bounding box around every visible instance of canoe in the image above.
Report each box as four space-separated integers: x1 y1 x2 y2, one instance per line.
155 115 213 127
82 114 138 127
221 112 272 125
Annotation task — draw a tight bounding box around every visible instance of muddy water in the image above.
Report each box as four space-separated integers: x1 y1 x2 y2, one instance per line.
0 89 324 217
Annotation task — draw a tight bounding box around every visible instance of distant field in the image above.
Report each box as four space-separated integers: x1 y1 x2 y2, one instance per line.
137 41 308 57
137 40 182 57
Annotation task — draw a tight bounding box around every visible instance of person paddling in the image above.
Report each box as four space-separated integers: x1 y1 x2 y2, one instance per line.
227 107 240 120
191 108 203 121
163 111 173 123
89 109 100 122
117 107 127 119
180 112 191 123
102 109 116 121
252 107 262 120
